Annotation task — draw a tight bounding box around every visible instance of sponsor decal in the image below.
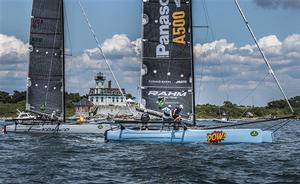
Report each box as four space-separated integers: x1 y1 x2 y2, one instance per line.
250 130 258 137
41 128 70 132
40 103 46 112
148 91 187 97
176 80 187 84
149 80 171 84
156 0 187 57
172 10 186 45
207 131 225 143
97 124 103 129
32 18 43 29
156 0 170 57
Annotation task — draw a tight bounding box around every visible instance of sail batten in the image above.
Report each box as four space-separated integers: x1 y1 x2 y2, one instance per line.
26 0 64 119
141 0 194 117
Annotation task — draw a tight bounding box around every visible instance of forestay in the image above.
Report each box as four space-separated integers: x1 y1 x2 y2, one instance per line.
141 0 194 117
27 0 64 119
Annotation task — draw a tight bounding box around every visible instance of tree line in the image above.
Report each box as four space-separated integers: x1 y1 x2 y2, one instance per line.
196 97 300 119
0 91 26 104
0 90 298 118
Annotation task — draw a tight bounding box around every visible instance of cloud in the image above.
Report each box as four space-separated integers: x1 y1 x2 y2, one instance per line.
0 34 29 92
0 34 28 61
254 0 300 9
194 34 300 103
65 34 141 95
0 33 299 105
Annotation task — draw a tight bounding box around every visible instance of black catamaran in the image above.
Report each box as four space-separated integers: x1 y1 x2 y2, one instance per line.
27 0 65 120
5 0 111 134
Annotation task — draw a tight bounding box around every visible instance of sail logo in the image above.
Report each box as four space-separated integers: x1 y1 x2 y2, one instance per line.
207 131 225 143
156 0 187 57
32 18 43 29
156 0 170 58
250 130 258 137
172 10 186 45
148 91 187 97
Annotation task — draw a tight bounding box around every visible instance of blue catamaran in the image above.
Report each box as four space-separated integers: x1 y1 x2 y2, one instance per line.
104 0 294 143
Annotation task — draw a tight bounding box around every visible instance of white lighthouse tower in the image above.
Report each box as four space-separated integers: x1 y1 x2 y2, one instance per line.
88 72 126 106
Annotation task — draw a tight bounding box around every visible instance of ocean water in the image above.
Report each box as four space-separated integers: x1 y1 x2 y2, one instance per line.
0 120 299 184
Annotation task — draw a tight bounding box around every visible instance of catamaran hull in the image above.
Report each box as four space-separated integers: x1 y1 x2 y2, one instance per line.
4 123 112 135
105 129 273 143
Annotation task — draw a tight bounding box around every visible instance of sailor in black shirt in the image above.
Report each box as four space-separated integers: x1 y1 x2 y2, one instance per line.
172 104 183 122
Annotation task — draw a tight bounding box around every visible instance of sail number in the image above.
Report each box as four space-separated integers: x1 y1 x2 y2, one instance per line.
172 11 186 45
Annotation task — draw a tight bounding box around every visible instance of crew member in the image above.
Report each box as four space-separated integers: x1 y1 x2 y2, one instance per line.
162 105 173 121
141 110 150 130
172 104 183 122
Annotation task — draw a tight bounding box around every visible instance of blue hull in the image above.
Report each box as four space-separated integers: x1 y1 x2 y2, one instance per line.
105 128 273 143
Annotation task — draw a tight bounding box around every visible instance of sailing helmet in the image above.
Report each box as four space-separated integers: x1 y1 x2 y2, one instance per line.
168 105 172 108
179 104 183 109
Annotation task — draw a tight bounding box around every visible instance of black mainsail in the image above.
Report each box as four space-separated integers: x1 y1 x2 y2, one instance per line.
141 0 194 118
26 0 64 120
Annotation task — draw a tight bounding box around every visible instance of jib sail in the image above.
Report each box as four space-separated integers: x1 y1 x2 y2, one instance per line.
141 0 194 117
26 0 64 119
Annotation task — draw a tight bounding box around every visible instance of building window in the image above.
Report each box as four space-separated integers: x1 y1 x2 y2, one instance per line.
121 97 123 102
101 97 103 102
116 97 119 102
112 97 115 102
96 97 98 102
91 97 94 102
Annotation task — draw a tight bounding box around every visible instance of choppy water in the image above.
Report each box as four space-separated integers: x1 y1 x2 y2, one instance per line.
0 120 299 183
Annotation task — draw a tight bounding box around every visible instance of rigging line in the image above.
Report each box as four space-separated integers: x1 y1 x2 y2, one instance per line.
234 0 294 114
166 4 180 81
263 119 286 131
238 73 270 118
139 2 144 106
64 3 74 93
196 0 210 103
272 120 291 134
202 0 229 103
238 72 270 107
36 0 44 19
65 7 73 57
78 1 134 114
204 115 294 130
45 0 62 108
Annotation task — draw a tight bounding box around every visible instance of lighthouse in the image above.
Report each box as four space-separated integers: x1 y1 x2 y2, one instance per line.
88 72 127 106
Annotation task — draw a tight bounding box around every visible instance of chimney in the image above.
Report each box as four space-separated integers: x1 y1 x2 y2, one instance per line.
108 80 112 88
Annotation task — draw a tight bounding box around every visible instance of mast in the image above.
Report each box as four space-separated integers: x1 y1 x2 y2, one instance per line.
234 0 294 114
139 2 145 107
190 0 196 125
62 0 66 122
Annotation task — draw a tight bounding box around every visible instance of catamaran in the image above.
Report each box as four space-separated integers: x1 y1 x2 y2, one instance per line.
4 0 113 134
104 0 295 143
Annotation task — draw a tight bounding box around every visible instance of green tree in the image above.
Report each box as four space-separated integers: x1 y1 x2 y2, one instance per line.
0 91 11 103
126 93 136 100
11 91 26 103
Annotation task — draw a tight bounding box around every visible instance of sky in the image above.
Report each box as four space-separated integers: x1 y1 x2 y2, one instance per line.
0 0 299 106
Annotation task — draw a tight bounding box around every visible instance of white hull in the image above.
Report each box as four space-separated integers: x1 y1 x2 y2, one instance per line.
4 123 112 135
106 128 273 143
